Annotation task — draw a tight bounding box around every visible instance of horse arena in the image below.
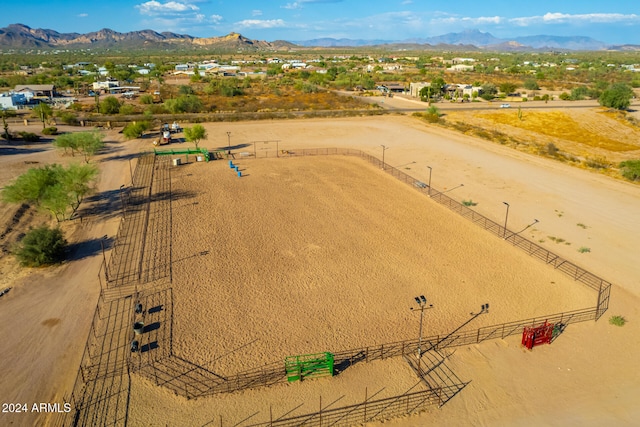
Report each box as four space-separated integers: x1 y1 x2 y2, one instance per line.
60 148 610 426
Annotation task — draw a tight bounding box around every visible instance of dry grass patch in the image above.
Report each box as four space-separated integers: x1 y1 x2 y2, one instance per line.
478 111 639 152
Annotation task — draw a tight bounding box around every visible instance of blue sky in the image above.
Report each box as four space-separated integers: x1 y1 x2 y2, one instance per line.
2 0 638 44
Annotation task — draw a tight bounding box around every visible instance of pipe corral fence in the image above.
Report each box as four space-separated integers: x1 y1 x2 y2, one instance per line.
56 147 612 426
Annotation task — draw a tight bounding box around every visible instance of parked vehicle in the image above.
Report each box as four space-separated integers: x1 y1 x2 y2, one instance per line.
500 103 511 108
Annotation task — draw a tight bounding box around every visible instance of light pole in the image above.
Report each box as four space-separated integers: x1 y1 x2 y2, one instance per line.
426 166 432 196
380 145 388 170
226 131 231 155
502 202 510 239
411 295 433 372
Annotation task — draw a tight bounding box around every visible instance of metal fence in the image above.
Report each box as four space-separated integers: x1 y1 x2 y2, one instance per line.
244 386 465 427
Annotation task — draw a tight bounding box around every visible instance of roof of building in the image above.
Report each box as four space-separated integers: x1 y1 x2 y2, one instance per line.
14 84 55 92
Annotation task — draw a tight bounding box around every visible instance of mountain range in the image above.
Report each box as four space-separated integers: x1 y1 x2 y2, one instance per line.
0 24 638 52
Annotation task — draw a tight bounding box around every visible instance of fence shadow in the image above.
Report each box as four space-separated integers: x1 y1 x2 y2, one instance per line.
66 236 115 262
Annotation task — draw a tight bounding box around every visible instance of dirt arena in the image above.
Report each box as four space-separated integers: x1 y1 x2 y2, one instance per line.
169 155 595 376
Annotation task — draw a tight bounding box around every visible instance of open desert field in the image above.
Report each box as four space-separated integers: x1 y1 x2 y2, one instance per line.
1 107 639 426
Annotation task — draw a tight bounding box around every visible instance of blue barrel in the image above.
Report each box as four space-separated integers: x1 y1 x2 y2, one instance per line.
234 166 239 172
229 161 234 168
237 171 242 177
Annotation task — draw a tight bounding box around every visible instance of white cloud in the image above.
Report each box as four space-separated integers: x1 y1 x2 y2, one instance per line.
511 12 640 26
77 13 89 18
401 0 413 4
236 19 287 29
431 15 502 26
252 10 263 17
136 1 199 16
283 2 302 9
211 14 223 24
283 0 342 9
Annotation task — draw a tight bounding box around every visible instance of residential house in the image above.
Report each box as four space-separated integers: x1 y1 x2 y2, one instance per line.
14 84 55 99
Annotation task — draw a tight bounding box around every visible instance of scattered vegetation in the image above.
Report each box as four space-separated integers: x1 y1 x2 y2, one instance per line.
577 246 591 253
576 223 588 229
547 236 567 244
609 315 626 327
13 225 67 267
462 199 478 206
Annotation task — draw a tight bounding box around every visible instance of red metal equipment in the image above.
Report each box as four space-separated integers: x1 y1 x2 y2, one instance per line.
521 321 555 350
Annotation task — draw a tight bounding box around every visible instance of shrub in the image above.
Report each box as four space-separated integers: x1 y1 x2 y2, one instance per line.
619 160 640 182
14 225 67 267
609 315 626 327
139 94 154 104
19 132 40 142
42 127 58 135
584 156 610 169
123 121 150 139
119 104 136 115
462 199 478 206
57 111 79 125
599 83 634 110
577 247 591 253
99 96 121 114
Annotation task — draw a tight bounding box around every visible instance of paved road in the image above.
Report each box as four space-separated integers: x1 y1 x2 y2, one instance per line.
342 91 640 113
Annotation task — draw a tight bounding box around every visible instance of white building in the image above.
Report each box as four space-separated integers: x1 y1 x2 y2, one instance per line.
0 92 28 110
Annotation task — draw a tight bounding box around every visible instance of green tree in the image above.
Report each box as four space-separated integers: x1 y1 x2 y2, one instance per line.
178 85 194 95
523 79 539 90
122 121 150 139
53 131 104 162
2 163 98 221
499 82 517 94
164 95 203 114
2 165 61 209
480 83 497 100
99 96 120 114
32 103 53 129
60 163 99 212
14 225 67 267
183 124 207 149
599 83 634 110
431 77 446 96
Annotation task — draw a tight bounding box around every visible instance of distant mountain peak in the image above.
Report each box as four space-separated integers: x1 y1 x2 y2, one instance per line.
0 24 618 52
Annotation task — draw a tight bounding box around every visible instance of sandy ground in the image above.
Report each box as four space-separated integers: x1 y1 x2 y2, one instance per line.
1 111 639 426
169 156 594 375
